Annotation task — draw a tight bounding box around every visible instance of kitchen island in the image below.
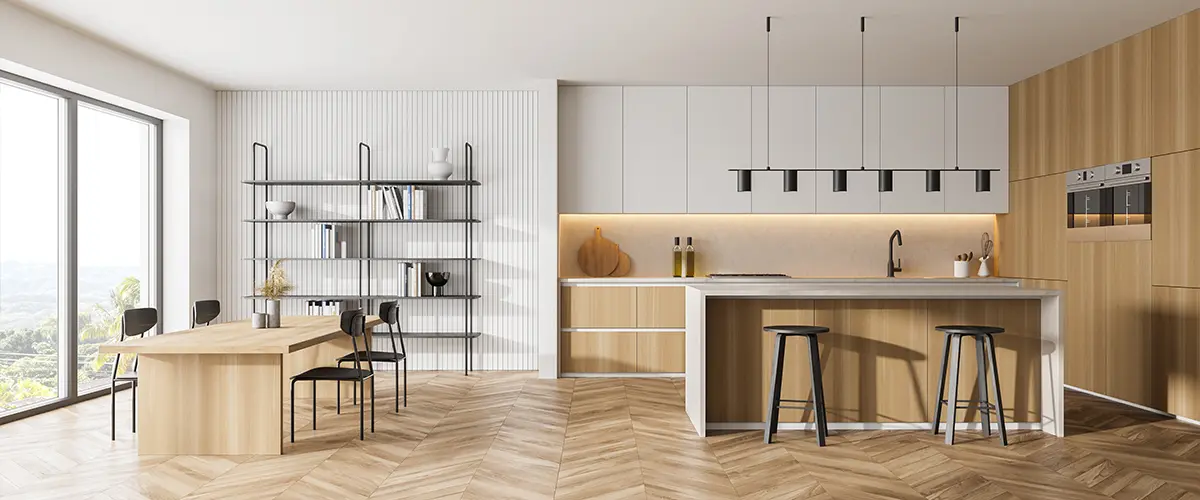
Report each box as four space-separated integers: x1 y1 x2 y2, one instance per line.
682 279 1064 438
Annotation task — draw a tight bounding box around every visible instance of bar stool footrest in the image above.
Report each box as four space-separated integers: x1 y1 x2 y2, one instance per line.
776 405 818 411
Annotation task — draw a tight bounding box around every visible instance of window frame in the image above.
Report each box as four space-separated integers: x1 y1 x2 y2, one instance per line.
0 69 163 424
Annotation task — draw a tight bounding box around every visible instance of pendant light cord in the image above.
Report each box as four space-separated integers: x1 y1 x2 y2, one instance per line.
955 16 960 170
766 16 771 170
860 16 866 170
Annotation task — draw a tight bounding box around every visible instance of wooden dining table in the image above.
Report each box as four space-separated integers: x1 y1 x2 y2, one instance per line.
99 315 381 455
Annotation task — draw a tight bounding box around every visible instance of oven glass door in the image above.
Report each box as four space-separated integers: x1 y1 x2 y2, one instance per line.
1111 183 1151 225
1068 188 1112 228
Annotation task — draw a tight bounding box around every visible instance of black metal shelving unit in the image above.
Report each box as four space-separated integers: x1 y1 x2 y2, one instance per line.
248 142 480 374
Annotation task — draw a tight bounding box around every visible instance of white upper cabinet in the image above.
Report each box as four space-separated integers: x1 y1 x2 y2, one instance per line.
558 86 623 214
623 87 688 213
556 85 1008 215
752 86 817 213
880 87 946 213
944 87 1009 213
687 87 753 213
815 86 881 213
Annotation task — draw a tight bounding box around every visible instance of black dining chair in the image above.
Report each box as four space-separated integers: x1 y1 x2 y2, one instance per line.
192 300 220 328
111 307 158 441
336 301 406 412
291 309 375 442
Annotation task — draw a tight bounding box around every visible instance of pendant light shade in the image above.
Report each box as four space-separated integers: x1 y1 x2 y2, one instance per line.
833 170 848 192
976 170 991 192
878 170 893 192
926 170 942 192
737 169 752 192
783 170 798 192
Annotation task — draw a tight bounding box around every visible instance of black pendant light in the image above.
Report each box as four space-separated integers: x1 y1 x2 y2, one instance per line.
784 169 798 192
833 170 848 192
926 170 942 191
838 17 867 193
955 16 991 193
976 170 991 192
879 170 893 192
930 17 960 193
737 169 752 192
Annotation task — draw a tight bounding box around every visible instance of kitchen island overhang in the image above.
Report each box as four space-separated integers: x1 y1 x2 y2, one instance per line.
683 279 1064 438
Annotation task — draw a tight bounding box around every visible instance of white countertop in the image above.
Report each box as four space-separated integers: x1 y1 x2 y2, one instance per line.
560 276 1022 286
685 281 1059 299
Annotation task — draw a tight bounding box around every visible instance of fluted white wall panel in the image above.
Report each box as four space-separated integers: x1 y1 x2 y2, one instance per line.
217 91 539 370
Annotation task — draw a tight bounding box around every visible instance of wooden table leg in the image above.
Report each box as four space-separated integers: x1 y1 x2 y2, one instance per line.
137 354 283 455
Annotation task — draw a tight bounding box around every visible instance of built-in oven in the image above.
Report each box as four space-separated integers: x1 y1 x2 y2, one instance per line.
1106 158 1151 227
1066 166 1111 229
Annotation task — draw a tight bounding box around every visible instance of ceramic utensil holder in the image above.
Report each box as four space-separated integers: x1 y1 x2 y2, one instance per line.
978 257 992 277
953 260 970 278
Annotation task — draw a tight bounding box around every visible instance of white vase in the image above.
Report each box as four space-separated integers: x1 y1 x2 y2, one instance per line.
266 299 281 328
978 257 992 277
427 147 452 180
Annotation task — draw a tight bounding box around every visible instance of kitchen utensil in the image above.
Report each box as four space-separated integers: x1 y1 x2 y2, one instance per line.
967 251 974 262
981 232 994 259
578 227 620 277
610 249 631 277
265 201 297 219
424 272 450 296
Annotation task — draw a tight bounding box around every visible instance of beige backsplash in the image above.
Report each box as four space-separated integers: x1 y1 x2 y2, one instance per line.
560 214 997 278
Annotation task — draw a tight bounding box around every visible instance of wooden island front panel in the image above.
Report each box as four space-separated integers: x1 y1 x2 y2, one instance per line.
706 298 1044 425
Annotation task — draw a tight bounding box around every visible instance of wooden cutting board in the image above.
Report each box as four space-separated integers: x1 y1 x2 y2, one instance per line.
578 227 620 277
610 250 631 277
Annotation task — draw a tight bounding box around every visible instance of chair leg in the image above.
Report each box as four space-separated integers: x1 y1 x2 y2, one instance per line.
395 362 400 412
359 380 365 441
111 381 116 441
290 380 296 443
985 335 1009 446
131 382 137 433
944 335 964 445
312 380 317 431
370 377 375 433
807 335 828 447
337 360 342 414
932 333 951 435
975 337 992 436
764 334 786 444
403 359 408 408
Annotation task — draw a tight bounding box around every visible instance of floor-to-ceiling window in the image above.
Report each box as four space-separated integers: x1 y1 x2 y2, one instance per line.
0 71 160 420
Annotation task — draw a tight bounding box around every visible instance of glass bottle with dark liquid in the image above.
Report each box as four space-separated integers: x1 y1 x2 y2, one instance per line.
684 237 696 278
672 237 682 278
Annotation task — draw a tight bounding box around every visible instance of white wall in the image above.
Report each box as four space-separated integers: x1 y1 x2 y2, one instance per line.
216 91 544 371
0 1 217 332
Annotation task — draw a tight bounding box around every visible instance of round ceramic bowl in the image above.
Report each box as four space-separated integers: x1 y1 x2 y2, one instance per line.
265 201 297 219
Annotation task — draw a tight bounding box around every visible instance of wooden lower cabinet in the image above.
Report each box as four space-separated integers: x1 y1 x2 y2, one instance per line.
705 298 1043 424
561 286 637 328
560 331 638 373
636 287 686 328
636 332 685 373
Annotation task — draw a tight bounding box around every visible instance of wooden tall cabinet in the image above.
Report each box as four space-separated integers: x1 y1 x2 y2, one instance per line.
1152 150 1200 288
1152 9 1200 157
996 173 1065 280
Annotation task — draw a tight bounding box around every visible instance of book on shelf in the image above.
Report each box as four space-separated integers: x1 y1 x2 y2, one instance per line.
398 186 426 220
312 224 341 258
367 186 424 220
398 262 425 297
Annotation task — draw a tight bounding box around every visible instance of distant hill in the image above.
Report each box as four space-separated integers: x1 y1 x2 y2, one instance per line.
0 262 139 330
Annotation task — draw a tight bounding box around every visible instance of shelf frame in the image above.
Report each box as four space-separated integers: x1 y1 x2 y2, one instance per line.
248 141 480 374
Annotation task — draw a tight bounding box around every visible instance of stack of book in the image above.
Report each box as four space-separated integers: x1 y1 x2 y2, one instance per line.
306 300 356 315
313 224 344 258
399 263 425 297
370 186 427 220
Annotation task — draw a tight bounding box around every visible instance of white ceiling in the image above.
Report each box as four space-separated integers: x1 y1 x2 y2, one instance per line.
10 0 1200 89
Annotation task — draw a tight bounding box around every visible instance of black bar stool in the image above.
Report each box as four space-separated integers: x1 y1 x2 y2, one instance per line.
931 325 1008 446
763 325 830 446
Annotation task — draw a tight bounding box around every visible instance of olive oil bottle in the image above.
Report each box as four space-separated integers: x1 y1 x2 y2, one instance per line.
672 237 683 278
684 237 696 278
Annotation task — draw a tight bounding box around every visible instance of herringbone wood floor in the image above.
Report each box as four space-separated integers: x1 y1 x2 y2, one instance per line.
2 372 1199 499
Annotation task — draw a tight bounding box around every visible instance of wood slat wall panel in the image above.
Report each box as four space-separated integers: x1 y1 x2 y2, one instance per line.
1152 9 1200 156
216 91 540 370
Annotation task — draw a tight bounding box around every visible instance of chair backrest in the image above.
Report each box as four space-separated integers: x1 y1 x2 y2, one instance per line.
122 307 158 340
378 301 405 357
192 300 221 327
339 309 371 370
